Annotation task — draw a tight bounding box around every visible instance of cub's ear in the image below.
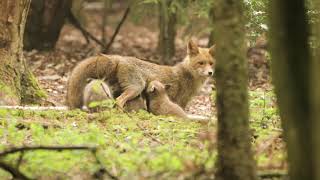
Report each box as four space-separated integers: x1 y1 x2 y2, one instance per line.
147 84 155 93
209 44 216 57
187 40 199 56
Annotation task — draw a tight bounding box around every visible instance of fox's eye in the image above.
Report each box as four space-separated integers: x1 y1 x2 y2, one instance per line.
209 62 213 66
198 62 204 65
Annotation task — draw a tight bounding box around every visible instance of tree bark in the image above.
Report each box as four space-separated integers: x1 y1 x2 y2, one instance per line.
24 0 72 50
208 7 214 47
269 0 319 180
312 1 320 178
212 0 258 180
157 0 177 65
0 0 45 105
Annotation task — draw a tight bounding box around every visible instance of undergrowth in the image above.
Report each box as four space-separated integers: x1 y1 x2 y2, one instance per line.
0 89 285 179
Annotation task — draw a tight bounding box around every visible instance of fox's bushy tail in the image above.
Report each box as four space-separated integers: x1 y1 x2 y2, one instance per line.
66 55 118 109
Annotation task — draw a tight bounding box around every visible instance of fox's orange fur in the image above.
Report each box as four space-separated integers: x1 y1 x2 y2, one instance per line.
66 40 215 109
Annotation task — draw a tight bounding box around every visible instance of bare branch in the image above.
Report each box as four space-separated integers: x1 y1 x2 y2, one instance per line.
67 9 107 48
0 145 119 180
136 123 164 145
0 161 31 180
103 6 131 53
91 149 118 180
0 145 96 157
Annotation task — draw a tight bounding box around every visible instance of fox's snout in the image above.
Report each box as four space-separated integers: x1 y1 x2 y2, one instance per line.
198 66 214 77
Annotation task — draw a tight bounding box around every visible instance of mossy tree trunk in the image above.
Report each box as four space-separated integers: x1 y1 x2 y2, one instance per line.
24 0 72 50
212 0 258 180
269 0 320 180
0 0 45 105
312 2 320 179
157 0 177 65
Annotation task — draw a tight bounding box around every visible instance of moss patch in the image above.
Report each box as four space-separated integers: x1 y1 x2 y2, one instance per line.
20 70 47 104
0 108 214 179
0 82 20 105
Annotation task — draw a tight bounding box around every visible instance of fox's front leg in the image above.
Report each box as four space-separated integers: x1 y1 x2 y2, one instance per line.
116 64 146 108
116 86 144 108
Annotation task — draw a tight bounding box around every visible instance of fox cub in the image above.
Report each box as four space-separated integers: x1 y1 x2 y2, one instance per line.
67 40 215 110
146 80 188 118
146 80 210 121
83 79 113 111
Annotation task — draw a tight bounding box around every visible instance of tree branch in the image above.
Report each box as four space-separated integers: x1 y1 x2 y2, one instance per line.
0 161 31 180
258 171 287 179
0 145 118 180
103 6 131 53
67 9 107 48
0 145 96 156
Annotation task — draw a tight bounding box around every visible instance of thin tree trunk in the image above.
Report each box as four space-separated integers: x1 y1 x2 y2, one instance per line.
269 0 318 180
0 0 45 105
208 7 214 47
312 1 320 179
157 0 177 65
212 0 258 179
24 0 72 50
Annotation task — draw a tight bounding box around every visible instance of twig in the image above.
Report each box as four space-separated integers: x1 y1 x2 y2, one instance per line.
258 171 287 179
15 151 25 169
0 145 118 180
67 9 107 48
0 106 67 110
136 123 164 145
91 149 118 180
0 161 31 180
103 6 131 53
0 145 96 156
100 82 112 98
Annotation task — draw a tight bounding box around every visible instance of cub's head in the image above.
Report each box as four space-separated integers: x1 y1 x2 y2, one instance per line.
184 40 216 78
146 80 169 97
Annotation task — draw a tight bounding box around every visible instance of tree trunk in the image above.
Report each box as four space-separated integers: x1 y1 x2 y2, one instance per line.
157 0 177 65
212 0 258 180
312 2 320 178
0 0 45 105
208 7 214 47
269 1 319 180
24 0 72 50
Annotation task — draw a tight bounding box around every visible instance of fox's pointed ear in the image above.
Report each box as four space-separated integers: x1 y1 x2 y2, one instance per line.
187 40 199 56
209 44 216 57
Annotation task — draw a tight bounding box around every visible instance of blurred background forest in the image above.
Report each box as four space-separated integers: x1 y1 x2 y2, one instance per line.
23 0 269 107
0 0 319 179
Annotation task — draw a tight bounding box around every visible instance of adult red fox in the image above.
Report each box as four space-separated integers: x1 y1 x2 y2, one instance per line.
67 40 215 110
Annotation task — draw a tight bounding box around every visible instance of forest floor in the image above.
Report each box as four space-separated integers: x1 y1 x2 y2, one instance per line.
0 94 284 179
0 4 286 179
